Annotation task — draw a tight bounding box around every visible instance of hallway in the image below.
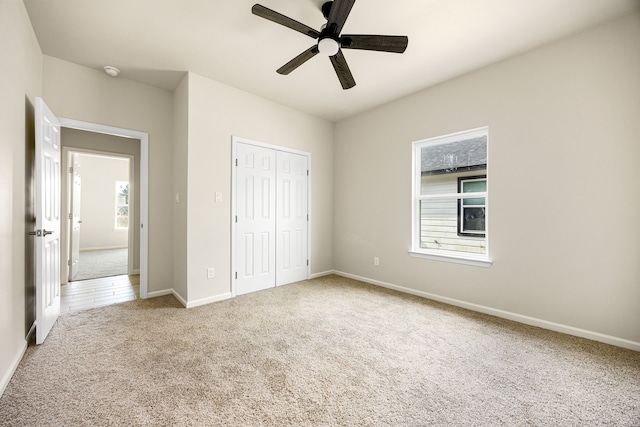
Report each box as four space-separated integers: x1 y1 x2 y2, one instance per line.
61 274 139 313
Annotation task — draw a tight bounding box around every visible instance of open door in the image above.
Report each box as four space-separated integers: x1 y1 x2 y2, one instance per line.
68 153 81 281
34 97 61 345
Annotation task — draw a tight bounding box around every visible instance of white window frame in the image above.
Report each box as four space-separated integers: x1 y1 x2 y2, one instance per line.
409 127 492 267
115 180 129 229
458 176 487 237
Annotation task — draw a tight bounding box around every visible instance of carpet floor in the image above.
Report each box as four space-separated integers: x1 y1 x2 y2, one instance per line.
72 248 128 281
1 275 639 426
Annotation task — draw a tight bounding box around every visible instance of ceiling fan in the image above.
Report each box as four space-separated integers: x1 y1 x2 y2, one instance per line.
252 0 408 90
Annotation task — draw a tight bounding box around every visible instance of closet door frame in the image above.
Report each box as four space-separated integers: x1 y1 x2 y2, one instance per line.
231 136 311 297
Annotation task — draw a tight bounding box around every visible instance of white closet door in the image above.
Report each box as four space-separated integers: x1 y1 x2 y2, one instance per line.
235 143 276 295
276 151 308 286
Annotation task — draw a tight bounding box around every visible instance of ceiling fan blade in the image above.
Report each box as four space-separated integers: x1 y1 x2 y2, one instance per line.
277 46 320 75
326 0 356 36
329 49 356 90
252 4 320 39
341 35 408 53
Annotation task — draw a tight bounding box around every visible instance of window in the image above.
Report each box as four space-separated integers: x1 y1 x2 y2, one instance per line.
458 176 486 237
115 181 129 229
410 127 491 266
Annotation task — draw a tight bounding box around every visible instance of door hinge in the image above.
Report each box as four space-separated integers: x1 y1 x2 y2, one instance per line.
307 214 309 221
68 260 72 266
307 260 309 266
68 166 73 174
68 213 73 220
235 216 238 223
307 170 309 176
235 159 238 167
235 272 237 279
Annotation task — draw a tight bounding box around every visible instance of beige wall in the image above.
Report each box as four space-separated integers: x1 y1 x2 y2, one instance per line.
184 72 334 304
43 56 176 293
75 155 130 250
0 0 42 393
334 12 640 345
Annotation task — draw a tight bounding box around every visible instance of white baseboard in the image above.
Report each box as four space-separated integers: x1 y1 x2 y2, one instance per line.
171 290 187 307
0 340 28 398
186 292 233 309
146 289 174 299
26 322 36 342
310 270 335 279
145 288 232 309
333 270 640 352
132 269 140 275
146 288 187 307
80 246 128 252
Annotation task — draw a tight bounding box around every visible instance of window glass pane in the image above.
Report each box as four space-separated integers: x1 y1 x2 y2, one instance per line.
116 182 129 204
461 179 486 205
462 180 486 193
462 207 485 232
420 173 457 196
420 136 486 175
420 199 486 255
115 181 129 229
463 197 485 206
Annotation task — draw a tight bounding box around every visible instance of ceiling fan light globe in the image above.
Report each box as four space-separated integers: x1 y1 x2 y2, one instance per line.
318 38 339 56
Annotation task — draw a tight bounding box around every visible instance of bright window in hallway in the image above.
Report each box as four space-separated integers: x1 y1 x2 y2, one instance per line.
115 181 129 229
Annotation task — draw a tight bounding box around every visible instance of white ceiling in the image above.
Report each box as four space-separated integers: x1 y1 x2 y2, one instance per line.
24 0 640 122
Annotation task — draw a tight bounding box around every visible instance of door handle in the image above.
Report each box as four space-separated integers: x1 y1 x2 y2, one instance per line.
28 230 52 236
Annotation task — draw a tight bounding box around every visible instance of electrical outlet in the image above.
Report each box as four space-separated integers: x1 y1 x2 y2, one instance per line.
374 257 379 266
207 267 215 279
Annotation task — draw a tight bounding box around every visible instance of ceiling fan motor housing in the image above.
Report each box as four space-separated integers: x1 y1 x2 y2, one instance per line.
321 1 333 19
319 1 341 55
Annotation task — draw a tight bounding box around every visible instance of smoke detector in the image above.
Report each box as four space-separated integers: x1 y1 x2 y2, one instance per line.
104 66 120 77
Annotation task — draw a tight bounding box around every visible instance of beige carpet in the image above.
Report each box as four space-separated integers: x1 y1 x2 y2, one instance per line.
1 275 639 426
72 248 128 281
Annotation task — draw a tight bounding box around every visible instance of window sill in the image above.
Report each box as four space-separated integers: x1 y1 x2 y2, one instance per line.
408 250 492 268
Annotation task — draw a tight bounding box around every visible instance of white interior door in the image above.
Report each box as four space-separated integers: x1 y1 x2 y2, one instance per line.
68 153 81 281
234 140 309 296
276 151 308 286
235 143 276 295
35 97 61 345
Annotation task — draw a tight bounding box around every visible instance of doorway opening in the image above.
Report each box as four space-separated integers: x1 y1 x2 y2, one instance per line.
58 118 149 302
59 127 144 313
65 150 134 282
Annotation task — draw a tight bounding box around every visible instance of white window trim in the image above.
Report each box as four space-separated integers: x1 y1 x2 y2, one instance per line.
410 127 492 267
